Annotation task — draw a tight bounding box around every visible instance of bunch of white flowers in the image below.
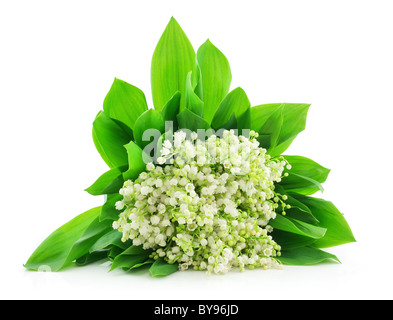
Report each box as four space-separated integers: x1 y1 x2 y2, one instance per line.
113 130 289 274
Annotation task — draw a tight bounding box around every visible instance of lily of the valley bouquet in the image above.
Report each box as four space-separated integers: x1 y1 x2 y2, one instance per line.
25 18 355 277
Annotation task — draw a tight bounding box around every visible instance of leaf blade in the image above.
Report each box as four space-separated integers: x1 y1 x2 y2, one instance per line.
293 195 356 248
133 109 165 150
92 111 132 168
197 39 232 124
211 87 250 130
151 17 196 112
149 258 178 277
85 166 126 196
270 214 327 239
103 78 148 130
24 207 102 271
278 246 340 265
123 141 150 181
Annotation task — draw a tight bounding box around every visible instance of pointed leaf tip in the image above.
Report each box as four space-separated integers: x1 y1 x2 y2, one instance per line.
151 16 195 112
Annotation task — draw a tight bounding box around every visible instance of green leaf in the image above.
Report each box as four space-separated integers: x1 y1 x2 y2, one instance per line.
151 17 196 112
277 103 310 145
192 60 203 100
161 91 181 124
177 107 210 132
282 172 324 195
284 155 330 183
123 141 150 181
274 185 319 224
197 39 232 124
89 229 130 253
75 250 109 266
149 258 178 277
237 107 251 134
103 78 148 130
108 246 124 261
100 193 123 222
220 113 237 131
251 103 310 156
133 109 165 150
110 245 152 272
293 195 356 248
92 111 132 168
257 104 283 150
211 87 251 131
267 136 297 158
271 230 317 250
127 259 155 271
85 166 126 196
270 214 327 239
280 155 330 194
250 103 283 132
185 71 204 118
65 216 112 265
24 207 105 271
278 246 340 265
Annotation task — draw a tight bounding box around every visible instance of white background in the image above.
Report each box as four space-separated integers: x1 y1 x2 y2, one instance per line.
1 0 392 300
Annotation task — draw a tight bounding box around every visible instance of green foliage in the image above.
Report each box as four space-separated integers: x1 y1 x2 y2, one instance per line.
151 17 196 111
24 207 108 271
25 17 354 277
92 111 132 168
103 78 148 130
197 39 232 124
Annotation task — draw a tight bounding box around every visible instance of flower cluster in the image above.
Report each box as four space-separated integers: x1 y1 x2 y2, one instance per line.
113 130 289 274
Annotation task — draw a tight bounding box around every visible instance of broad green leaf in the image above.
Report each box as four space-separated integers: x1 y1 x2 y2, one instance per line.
250 103 283 132
251 103 310 156
280 155 330 194
197 39 231 124
281 172 324 195
211 87 250 130
24 207 104 271
185 71 204 118
103 78 148 130
220 113 237 131
133 109 165 150
89 229 130 253
161 91 181 123
108 246 124 261
66 216 112 265
149 258 178 277
110 245 152 272
92 111 132 168
100 193 123 222
85 166 126 196
293 195 356 248
278 246 340 265
274 185 319 224
151 17 196 112
75 250 109 266
177 107 210 132
257 105 283 150
272 230 317 250
192 60 203 100
237 107 251 134
284 155 330 183
127 259 154 271
270 214 327 239
268 136 296 158
278 103 310 145
123 141 150 181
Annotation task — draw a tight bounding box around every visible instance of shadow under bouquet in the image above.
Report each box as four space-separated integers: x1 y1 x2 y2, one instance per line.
25 18 355 277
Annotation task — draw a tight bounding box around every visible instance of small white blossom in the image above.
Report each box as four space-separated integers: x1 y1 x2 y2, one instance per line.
113 130 289 274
